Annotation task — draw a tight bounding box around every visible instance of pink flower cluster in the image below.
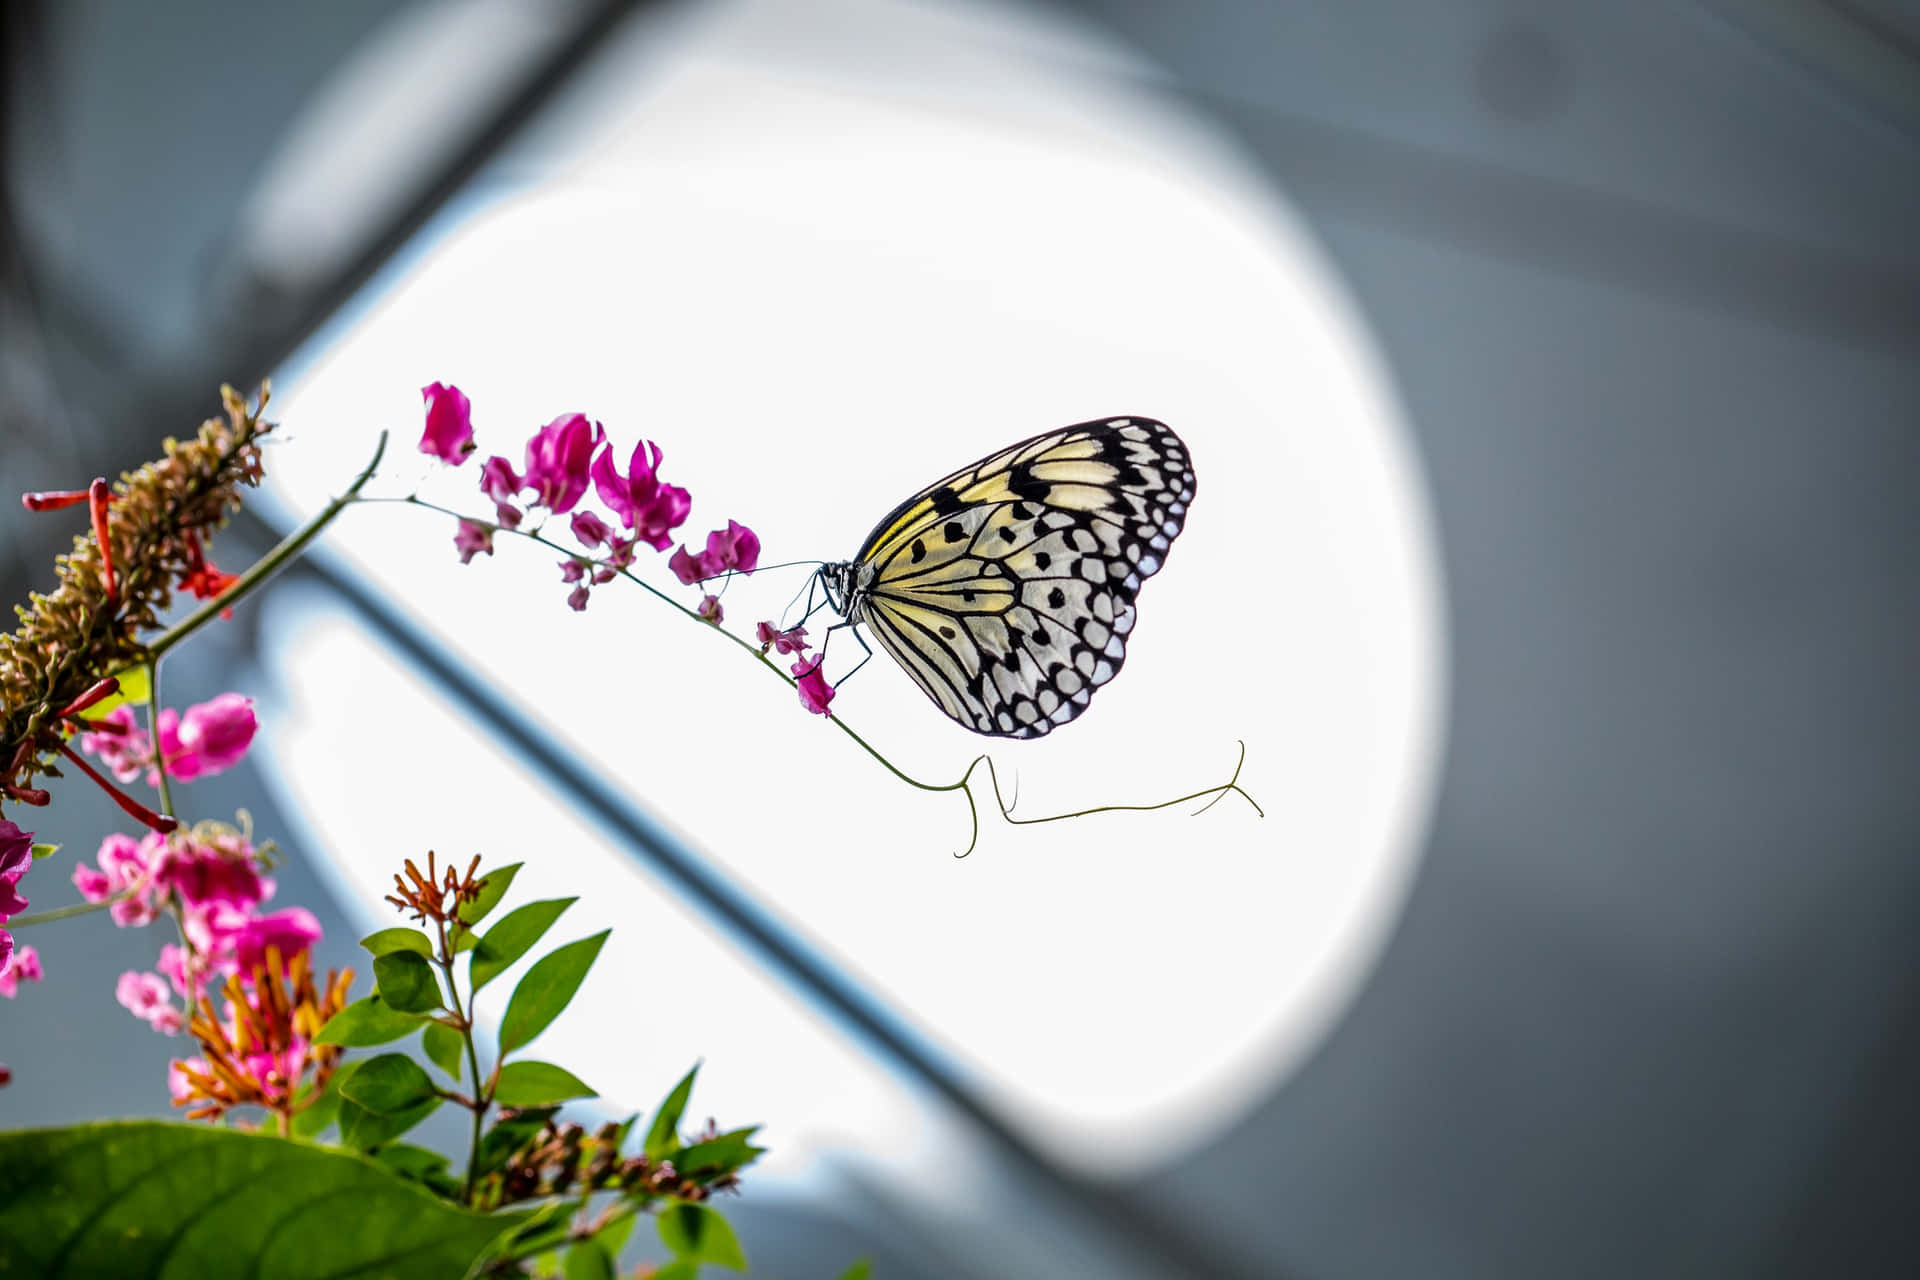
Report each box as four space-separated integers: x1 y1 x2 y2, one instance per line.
72 823 320 1036
0 819 38 986
418 383 834 717
78 693 257 787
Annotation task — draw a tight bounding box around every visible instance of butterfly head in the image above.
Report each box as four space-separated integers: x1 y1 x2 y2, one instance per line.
819 559 873 619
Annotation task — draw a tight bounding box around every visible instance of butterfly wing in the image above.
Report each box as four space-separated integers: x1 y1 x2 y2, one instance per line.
849 417 1194 738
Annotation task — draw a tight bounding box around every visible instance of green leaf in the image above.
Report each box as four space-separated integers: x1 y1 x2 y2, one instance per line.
375 1142 449 1182
372 950 443 1014
91 663 150 717
674 1126 765 1179
649 1262 701 1280
493 1060 597 1107
472 897 576 993
597 1210 638 1258
315 994 425 1046
451 925 480 954
644 1066 699 1160
338 1095 441 1151
0 1120 524 1276
658 1203 747 1270
339 1053 439 1114
564 1238 616 1280
30 842 58 861
290 1084 341 1139
458 860 522 927
836 1260 873 1280
359 927 431 958
422 1020 466 1079
498 930 608 1057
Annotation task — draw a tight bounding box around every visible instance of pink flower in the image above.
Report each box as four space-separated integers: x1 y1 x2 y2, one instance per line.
479 455 521 504
756 622 810 656
79 696 254 786
78 705 156 784
148 1005 184 1035
157 942 191 995
570 510 611 549
698 594 724 624
668 545 713 587
117 970 179 1030
0 820 31 922
230 908 323 976
152 829 270 913
454 519 494 564
793 658 836 716
0 945 42 998
670 520 761 586
419 382 475 464
171 694 256 780
567 583 591 612
521 413 604 514
74 831 163 926
559 558 588 584
705 520 760 574
591 440 690 551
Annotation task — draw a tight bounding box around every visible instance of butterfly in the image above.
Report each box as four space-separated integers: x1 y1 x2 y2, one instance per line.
820 417 1195 738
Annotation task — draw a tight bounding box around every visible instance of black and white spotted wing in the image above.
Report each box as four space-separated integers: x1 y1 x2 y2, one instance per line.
822 417 1195 738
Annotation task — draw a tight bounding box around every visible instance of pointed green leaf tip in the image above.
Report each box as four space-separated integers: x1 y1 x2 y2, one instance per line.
315 994 424 1046
658 1203 748 1270
359 927 431 958
0 1120 525 1276
498 930 609 1056
457 860 521 927
472 897 576 993
494 1060 597 1107
644 1065 698 1161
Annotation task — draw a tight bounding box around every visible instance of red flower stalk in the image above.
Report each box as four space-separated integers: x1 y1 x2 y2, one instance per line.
54 740 178 833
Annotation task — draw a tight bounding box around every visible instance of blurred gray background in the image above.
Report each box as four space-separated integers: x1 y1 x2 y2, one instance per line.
4 1 1918 1277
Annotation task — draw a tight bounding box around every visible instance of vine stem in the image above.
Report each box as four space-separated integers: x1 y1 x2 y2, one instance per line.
355 490 1262 856
429 909 489 1206
146 660 175 819
146 430 390 662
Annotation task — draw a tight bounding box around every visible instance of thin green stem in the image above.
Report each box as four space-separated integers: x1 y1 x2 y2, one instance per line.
146 660 175 818
147 430 389 662
7 892 129 927
429 910 489 1206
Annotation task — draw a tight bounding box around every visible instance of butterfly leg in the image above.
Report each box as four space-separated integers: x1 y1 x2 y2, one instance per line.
820 620 875 685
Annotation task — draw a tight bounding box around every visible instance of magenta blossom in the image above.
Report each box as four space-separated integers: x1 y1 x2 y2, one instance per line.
230 907 323 976
418 382 475 464
0 945 42 998
521 413 605 514
73 830 162 926
480 455 521 504
153 829 271 914
570 509 611 549
757 622 811 656
455 519 494 564
591 439 690 551
80 696 255 786
116 970 181 1033
793 658 836 716
172 694 257 780
0 820 32 975
567 583 591 612
670 520 761 586
698 594 724 624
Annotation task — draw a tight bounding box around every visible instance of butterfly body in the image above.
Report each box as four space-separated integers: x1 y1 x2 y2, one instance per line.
822 417 1194 739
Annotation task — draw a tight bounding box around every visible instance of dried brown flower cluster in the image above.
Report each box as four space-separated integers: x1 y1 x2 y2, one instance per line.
171 946 354 1126
0 385 271 809
492 1117 740 1208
